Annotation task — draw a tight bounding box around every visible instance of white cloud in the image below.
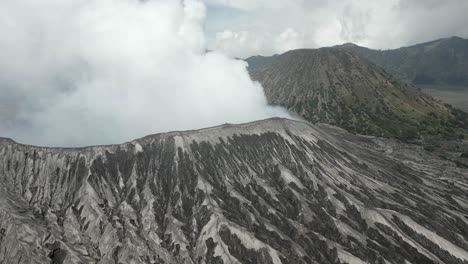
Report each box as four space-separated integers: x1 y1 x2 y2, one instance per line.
212 28 305 58
204 0 300 11
339 4 371 43
0 0 291 146
213 30 270 57
204 0 468 56
275 28 305 54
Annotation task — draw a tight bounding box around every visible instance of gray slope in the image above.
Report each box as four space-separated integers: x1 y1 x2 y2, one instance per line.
0 118 468 264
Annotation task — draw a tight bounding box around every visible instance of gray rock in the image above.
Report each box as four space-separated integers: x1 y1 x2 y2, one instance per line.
0 118 468 264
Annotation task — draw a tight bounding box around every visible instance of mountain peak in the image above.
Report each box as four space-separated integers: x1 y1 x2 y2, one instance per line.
447 35 465 41
246 47 468 142
334 42 360 48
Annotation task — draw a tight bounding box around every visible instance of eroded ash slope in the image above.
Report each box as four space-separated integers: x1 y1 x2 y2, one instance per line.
0 118 468 264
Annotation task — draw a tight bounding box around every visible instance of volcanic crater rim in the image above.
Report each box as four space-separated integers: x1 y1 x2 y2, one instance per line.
0 117 307 150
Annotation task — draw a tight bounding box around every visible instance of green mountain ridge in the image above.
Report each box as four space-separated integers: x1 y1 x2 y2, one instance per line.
336 36 468 87
246 47 468 143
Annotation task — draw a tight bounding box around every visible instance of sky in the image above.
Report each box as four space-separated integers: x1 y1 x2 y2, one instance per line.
204 0 468 58
0 0 467 146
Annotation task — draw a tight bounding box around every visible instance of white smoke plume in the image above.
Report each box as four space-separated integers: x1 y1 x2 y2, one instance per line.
0 0 291 147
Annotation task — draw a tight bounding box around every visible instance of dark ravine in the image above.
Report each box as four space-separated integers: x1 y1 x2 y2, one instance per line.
1 118 468 264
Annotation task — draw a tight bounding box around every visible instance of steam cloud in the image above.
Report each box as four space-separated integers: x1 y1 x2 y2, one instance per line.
0 0 291 147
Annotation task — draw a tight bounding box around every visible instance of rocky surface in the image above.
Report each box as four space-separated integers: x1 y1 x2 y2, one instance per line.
1 118 468 263
246 48 468 143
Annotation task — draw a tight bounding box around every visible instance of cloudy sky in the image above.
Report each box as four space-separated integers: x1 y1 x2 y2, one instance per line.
0 0 467 146
204 0 468 58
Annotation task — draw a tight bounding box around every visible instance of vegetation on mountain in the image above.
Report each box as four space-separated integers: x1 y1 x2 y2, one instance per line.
247 48 468 143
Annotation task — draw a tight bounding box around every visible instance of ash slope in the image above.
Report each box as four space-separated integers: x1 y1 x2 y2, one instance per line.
1 118 468 264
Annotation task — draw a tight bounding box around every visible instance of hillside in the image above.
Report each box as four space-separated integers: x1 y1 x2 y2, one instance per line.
1 118 468 263
336 36 468 87
246 48 468 142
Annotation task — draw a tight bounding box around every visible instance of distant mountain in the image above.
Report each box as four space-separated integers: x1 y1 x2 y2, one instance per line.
246 48 468 142
336 36 468 87
2 118 468 264
243 54 278 71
